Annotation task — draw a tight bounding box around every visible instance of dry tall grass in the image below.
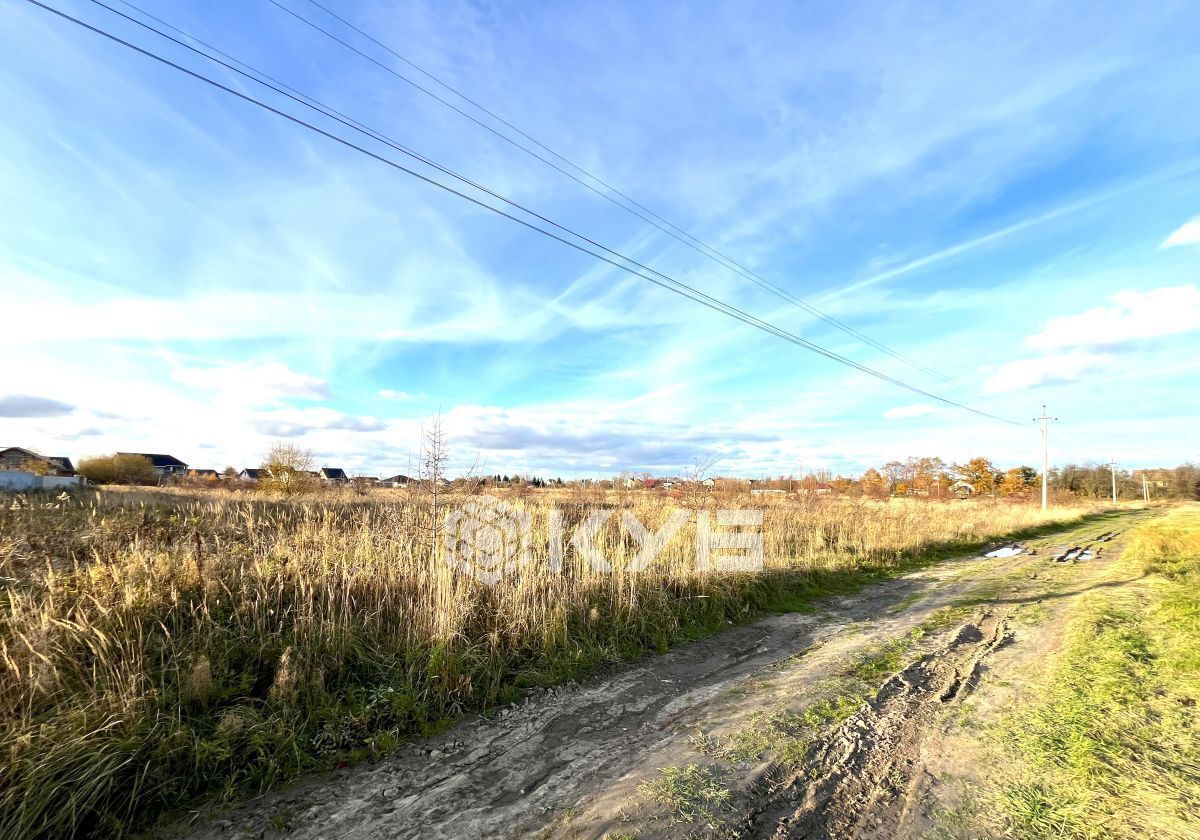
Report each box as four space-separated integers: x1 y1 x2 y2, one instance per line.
0 487 1093 838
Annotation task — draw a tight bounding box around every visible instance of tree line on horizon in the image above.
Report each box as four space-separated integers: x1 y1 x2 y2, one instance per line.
817 457 1199 501
67 449 1200 501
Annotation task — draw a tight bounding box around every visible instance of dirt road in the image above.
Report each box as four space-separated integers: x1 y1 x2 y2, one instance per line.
178 509 1150 840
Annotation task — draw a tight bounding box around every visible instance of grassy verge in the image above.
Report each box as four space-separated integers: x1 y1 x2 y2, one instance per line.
994 505 1200 839
0 490 1104 839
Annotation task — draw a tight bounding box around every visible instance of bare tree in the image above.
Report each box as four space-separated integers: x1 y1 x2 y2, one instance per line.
418 413 449 548
685 453 720 508
457 448 486 496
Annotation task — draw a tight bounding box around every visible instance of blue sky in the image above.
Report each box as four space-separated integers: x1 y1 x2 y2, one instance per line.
2 0 1199 478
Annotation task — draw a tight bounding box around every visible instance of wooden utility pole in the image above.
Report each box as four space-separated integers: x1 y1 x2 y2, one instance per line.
1143 474 1150 503
1033 405 1057 511
1108 458 1118 503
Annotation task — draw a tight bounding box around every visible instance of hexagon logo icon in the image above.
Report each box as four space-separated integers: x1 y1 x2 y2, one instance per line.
442 495 532 584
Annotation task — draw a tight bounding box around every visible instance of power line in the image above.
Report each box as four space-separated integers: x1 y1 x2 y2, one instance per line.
1055 422 1100 463
1048 430 1085 463
266 0 953 384
88 0 974 406
35 0 1016 425
102 0 919 383
26 0 1020 426
112 0 950 389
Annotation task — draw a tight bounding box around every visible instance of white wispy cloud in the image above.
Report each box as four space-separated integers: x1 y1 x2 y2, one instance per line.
982 351 1110 394
981 285 1200 397
883 403 941 420
173 361 331 406
834 190 1121 298
1026 285 1200 351
250 407 387 438
1162 216 1200 248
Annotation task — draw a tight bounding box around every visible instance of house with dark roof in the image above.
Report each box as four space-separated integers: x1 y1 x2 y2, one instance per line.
379 474 411 488
318 467 348 483
950 480 975 498
238 468 262 483
0 447 76 475
118 453 188 477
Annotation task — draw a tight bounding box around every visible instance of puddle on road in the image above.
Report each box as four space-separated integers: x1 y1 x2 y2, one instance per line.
984 545 1024 558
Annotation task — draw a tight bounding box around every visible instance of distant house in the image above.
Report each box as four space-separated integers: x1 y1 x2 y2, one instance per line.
0 447 76 475
701 478 716 488
318 467 348 484
1132 469 1171 489
950 480 975 498
815 482 834 496
238 468 262 483
187 468 218 481
119 453 188 477
379 474 411 488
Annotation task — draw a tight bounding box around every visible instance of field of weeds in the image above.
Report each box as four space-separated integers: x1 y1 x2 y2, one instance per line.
0 486 1094 838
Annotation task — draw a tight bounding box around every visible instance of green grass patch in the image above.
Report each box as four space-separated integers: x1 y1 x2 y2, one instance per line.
993 507 1200 840
638 764 731 825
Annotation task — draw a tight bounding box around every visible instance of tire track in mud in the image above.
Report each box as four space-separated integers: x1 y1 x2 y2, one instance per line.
743 608 1014 839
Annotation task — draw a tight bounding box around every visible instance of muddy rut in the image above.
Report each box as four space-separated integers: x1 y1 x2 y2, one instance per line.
750 608 1012 839
174 510 1146 840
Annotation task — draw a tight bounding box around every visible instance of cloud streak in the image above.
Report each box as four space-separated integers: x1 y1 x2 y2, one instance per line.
0 395 74 418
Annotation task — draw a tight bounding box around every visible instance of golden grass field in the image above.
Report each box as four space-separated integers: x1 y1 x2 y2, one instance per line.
0 486 1099 838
